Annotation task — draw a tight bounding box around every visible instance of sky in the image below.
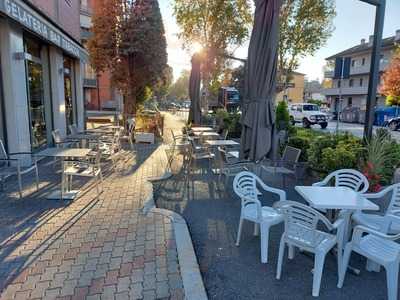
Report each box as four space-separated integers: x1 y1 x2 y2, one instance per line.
160 0 400 82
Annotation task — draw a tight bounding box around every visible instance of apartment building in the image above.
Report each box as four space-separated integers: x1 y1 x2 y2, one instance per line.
0 0 87 158
79 0 123 112
276 71 305 104
324 30 400 113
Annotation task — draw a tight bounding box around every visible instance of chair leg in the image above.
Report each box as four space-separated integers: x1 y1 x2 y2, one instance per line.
35 165 39 191
337 243 352 288
254 223 259 236
17 172 23 199
236 217 244 246
385 263 399 300
312 252 327 297
288 245 295 260
96 177 100 199
276 236 286 280
260 224 270 263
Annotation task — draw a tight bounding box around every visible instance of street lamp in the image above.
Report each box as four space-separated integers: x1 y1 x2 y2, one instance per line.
360 0 386 141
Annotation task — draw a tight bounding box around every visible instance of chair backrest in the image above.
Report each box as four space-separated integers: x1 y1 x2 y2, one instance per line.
275 200 334 248
221 129 229 140
331 169 369 193
170 130 177 141
69 124 79 135
282 146 301 164
52 129 62 144
233 172 264 219
387 183 400 214
0 139 8 161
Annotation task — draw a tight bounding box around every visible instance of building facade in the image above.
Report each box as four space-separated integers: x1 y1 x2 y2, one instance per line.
324 30 400 113
79 0 123 112
0 0 88 160
304 80 326 103
276 71 305 104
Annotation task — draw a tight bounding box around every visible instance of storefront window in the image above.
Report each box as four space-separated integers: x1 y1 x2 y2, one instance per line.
24 37 47 150
64 57 75 132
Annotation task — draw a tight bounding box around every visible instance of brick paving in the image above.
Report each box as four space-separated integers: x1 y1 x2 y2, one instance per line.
0 114 187 300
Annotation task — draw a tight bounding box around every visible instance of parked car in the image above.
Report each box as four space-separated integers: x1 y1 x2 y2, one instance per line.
289 103 329 129
384 116 400 131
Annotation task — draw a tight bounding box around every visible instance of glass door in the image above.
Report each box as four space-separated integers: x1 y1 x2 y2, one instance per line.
25 37 47 151
64 57 75 132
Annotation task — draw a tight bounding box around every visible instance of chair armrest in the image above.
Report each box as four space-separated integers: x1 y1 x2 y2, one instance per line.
8 151 34 156
332 218 345 230
0 158 19 161
257 179 286 201
312 172 335 187
363 185 394 199
353 225 400 241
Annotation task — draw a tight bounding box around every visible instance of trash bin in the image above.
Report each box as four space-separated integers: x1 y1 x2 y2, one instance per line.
374 107 398 126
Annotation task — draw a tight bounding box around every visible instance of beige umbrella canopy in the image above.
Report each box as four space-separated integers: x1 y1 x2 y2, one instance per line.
188 53 202 125
240 0 282 161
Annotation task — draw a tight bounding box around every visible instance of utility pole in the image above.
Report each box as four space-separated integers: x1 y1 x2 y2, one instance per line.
360 0 386 141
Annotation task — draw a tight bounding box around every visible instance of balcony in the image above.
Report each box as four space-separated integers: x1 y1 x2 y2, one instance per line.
325 61 389 78
83 78 97 88
80 4 92 16
324 70 334 78
81 28 93 41
323 86 368 96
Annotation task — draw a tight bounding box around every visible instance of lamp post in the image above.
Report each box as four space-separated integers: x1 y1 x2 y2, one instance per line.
360 0 386 141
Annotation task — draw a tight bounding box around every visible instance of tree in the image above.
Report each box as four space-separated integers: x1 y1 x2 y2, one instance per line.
168 70 190 101
88 0 168 114
278 0 336 92
173 0 252 109
381 48 400 106
153 65 173 100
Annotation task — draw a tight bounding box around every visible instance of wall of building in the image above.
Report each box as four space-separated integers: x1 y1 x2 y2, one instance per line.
276 74 305 104
81 0 123 112
0 1 86 159
27 0 81 41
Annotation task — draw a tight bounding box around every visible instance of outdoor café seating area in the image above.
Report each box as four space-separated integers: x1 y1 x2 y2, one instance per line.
0 122 135 201
159 124 400 300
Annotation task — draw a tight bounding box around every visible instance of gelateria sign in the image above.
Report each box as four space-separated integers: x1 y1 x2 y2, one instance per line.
0 0 88 61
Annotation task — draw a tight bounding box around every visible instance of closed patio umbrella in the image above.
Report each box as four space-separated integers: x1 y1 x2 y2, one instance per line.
188 53 202 125
240 0 281 161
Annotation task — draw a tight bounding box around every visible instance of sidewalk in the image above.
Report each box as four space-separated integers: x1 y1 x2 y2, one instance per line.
0 115 196 300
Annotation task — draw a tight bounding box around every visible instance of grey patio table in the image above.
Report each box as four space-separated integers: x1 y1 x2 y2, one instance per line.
205 140 239 147
66 133 102 147
205 140 240 174
35 148 92 200
191 127 214 132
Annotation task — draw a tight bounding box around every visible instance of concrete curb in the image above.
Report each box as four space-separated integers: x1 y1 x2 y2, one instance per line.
142 180 208 300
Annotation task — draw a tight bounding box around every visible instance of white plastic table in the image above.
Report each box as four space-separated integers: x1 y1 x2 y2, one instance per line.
295 186 380 275
295 186 379 211
35 148 92 200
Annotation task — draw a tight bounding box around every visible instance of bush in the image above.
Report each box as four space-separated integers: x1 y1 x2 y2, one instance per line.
276 101 290 131
287 136 310 161
215 109 242 137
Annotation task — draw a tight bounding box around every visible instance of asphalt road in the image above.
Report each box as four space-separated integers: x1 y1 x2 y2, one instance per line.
301 121 400 142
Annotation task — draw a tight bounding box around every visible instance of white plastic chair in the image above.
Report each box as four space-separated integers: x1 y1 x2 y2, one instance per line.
274 200 345 297
353 183 400 234
338 225 400 300
313 169 369 192
233 171 285 263
312 169 369 215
